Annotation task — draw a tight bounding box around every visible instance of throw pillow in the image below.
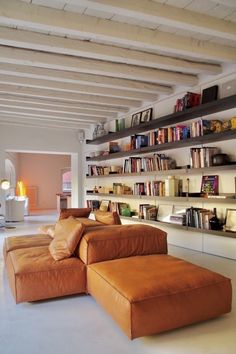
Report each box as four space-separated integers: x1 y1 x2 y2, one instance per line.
59 208 91 220
49 216 85 261
38 224 56 238
94 210 121 225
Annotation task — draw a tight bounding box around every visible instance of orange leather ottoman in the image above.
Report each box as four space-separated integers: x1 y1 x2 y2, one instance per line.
3 234 52 262
87 254 232 339
6 246 86 303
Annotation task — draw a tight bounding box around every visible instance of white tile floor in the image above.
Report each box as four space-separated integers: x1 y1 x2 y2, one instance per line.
0 212 235 354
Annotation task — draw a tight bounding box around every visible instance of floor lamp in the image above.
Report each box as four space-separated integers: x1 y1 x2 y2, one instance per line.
0 179 10 228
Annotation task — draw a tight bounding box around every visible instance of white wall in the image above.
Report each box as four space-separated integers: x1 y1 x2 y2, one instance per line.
0 125 85 214
18 153 71 210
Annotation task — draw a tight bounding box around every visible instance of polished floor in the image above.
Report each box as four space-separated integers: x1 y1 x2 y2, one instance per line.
0 212 235 354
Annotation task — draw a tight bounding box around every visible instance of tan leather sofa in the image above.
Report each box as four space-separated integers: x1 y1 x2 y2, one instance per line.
3 211 232 339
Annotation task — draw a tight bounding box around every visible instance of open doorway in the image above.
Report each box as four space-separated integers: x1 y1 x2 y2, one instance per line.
6 151 71 215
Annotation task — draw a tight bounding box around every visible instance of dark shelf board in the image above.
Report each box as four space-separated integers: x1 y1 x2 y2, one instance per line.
86 95 236 145
120 216 236 238
86 129 236 161
86 164 236 178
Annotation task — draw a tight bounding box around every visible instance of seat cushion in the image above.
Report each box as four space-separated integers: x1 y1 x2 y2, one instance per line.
77 224 167 264
49 217 85 261
87 255 232 339
6 246 86 303
3 234 52 262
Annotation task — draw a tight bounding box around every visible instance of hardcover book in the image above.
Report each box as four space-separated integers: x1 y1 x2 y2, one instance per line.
201 175 219 195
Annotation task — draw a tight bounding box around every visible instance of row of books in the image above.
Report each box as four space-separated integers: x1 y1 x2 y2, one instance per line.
133 181 165 196
190 147 219 168
139 204 158 220
184 207 214 229
123 154 175 173
87 165 122 176
129 119 209 148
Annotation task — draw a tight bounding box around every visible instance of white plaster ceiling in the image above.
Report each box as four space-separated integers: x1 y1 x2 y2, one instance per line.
0 0 235 130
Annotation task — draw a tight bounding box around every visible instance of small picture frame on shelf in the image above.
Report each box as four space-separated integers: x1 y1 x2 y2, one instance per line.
140 108 152 123
225 209 236 232
99 200 110 212
131 112 141 127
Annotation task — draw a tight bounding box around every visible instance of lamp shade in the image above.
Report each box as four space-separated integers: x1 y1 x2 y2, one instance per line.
0 179 10 190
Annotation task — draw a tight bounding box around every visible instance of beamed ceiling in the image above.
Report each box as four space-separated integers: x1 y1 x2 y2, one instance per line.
0 0 235 131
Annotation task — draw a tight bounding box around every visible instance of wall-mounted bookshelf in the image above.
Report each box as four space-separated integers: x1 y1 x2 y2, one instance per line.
86 95 236 145
86 129 236 162
86 163 236 179
120 216 236 239
86 192 236 204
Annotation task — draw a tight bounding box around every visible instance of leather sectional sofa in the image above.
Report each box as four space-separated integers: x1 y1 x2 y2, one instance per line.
3 209 232 339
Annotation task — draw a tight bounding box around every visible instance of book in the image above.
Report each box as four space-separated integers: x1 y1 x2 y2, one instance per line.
201 175 219 195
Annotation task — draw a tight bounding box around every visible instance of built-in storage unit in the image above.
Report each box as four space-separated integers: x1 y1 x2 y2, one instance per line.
85 94 236 259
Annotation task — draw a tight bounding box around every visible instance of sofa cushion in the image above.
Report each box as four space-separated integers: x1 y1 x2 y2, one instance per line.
94 210 121 225
87 255 232 339
3 234 52 262
6 246 86 303
76 224 167 265
59 208 91 220
38 224 56 237
49 217 85 261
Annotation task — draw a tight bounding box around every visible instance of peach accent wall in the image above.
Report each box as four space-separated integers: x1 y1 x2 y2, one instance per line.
18 153 71 210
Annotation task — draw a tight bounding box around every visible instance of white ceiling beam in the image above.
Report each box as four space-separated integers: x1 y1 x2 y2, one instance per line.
0 46 197 86
0 115 91 130
0 93 129 113
0 98 117 118
0 105 107 123
0 0 235 61
0 63 172 94
89 0 236 41
0 84 141 108
0 27 222 75
0 73 158 101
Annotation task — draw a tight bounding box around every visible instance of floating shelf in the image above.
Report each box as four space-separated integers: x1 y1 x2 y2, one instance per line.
86 163 236 179
86 193 236 204
120 216 236 239
86 95 236 145
86 129 236 161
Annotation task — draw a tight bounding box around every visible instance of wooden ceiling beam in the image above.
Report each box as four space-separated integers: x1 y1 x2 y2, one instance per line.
0 46 198 86
0 73 158 101
0 63 172 94
0 0 235 61
0 27 222 75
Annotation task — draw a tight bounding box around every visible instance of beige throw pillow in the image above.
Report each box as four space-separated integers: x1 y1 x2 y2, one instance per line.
49 216 85 261
38 224 56 238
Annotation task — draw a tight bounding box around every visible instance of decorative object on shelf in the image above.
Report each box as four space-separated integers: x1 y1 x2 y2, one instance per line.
209 208 222 231
92 123 107 139
212 153 230 166
140 108 152 123
225 209 236 232
201 175 219 196
201 85 218 104
131 112 141 127
165 176 179 197
115 118 125 132
109 141 120 153
97 123 107 137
